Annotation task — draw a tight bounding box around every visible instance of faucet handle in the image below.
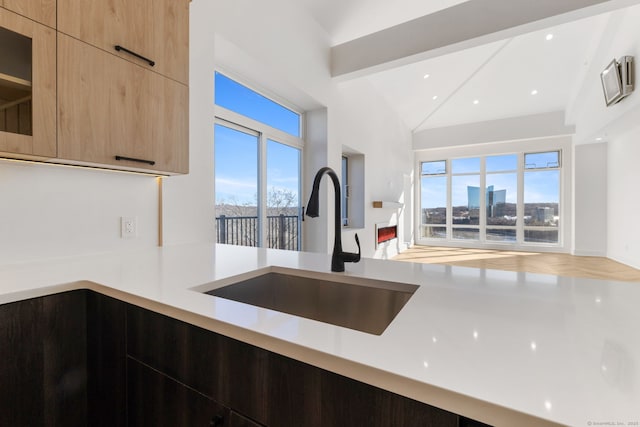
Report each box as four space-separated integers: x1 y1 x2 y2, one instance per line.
342 233 361 263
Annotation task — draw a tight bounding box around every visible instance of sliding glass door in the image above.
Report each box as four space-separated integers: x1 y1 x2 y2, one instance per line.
214 123 302 250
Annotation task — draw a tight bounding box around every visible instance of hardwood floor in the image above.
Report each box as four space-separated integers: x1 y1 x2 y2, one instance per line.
392 246 640 282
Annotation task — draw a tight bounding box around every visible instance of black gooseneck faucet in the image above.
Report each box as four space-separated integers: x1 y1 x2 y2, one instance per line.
306 167 361 272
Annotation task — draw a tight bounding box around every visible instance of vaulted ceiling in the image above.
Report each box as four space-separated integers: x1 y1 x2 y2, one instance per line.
300 0 639 132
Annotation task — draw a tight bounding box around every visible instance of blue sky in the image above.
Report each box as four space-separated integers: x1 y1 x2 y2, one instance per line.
215 73 559 210
421 153 560 210
214 74 301 207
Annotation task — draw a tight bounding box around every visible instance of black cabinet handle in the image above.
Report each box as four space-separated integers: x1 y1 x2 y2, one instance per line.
114 45 155 67
210 415 224 426
115 155 156 166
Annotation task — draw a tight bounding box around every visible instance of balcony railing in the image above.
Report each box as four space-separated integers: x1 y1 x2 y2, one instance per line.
215 214 300 251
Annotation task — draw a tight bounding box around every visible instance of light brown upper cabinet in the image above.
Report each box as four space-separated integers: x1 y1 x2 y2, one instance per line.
57 34 188 174
0 8 56 159
57 0 188 85
2 0 56 28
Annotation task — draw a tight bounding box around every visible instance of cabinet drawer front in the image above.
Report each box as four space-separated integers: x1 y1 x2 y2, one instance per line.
57 0 188 84
57 34 188 174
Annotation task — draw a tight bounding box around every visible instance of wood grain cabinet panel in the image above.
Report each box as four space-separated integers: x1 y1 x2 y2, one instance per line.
0 8 56 158
127 357 229 427
86 292 127 427
0 291 87 427
57 0 188 84
2 0 56 28
126 304 464 427
57 33 188 174
0 291 489 427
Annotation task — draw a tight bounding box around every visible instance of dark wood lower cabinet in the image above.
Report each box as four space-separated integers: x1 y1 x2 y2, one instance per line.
86 291 127 427
126 304 461 427
0 290 492 427
0 291 87 427
127 357 229 427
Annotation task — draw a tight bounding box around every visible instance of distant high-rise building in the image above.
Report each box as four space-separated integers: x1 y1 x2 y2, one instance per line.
535 207 554 223
467 185 507 218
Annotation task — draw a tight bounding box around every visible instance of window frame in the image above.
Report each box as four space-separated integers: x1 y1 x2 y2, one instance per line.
341 155 349 227
214 72 305 250
416 140 570 252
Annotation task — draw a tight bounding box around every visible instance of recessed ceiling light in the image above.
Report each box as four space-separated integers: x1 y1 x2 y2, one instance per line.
596 137 603 141
423 74 430 79
432 95 438 100
531 89 538 95
473 99 479 105
546 34 554 41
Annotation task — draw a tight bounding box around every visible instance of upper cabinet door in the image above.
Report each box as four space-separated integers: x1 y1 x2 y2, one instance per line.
2 0 56 28
0 8 56 158
57 34 188 174
57 0 188 85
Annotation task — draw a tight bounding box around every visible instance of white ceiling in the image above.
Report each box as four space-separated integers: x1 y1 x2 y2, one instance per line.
299 0 470 46
300 0 621 133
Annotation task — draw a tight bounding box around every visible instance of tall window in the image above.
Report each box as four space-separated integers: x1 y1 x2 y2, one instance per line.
418 150 562 247
486 154 518 242
524 151 560 244
420 160 447 239
214 72 303 251
451 157 480 240
341 156 349 226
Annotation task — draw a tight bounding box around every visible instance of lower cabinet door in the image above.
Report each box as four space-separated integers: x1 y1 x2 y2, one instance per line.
229 411 265 427
127 357 229 427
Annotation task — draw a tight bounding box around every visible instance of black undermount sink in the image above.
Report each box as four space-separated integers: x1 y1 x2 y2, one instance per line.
201 271 418 335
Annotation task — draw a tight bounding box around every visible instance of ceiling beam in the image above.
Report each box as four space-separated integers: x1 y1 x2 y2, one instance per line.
331 0 640 80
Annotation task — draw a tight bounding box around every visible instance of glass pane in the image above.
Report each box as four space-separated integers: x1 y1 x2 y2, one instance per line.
214 124 259 247
266 140 301 251
421 176 447 225
215 72 300 137
421 226 446 239
525 229 558 244
486 228 516 242
452 228 479 240
524 170 559 228
421 160 446 175
452 157 480 174
486 154 517 172
0 27 33 136
452 175 480 225
525 151 560 169
342 156 348 226
486 173 517 226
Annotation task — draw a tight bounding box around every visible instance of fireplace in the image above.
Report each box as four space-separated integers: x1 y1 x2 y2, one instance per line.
375 222 398 248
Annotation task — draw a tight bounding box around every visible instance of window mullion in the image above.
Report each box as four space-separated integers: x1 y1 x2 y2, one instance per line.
258 133 267 247
480 157 486 241
446 160 452 240
517 153 525 244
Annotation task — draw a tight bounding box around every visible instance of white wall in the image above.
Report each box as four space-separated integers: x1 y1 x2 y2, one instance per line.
567 4 640 268
330 79 413 258
0 0 415 265
573 142 607 256
0 161 158 264
607 129 640 269
190 0 414 259
161 0 216 247
413 111 574 150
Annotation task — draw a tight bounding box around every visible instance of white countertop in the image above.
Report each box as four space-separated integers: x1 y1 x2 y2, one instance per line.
1 243 639 427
